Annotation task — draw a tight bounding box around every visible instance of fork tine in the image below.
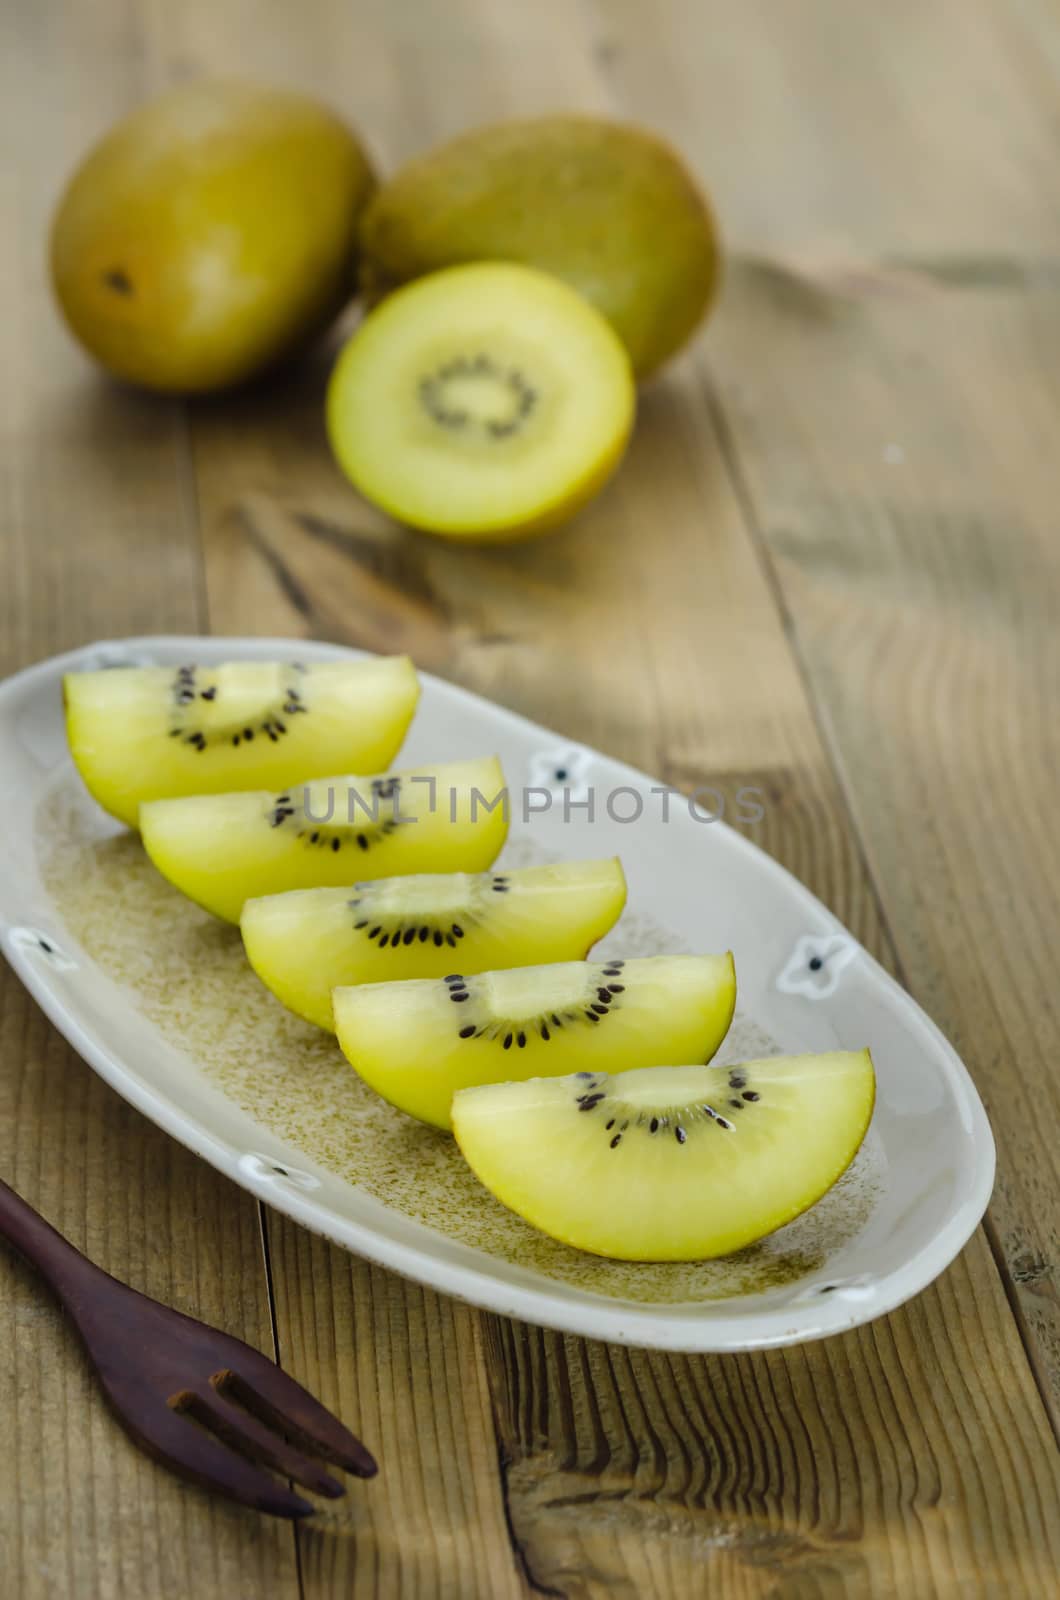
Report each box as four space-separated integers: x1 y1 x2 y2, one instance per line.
193 1387 346 1498
141 1403 315 1519
216 1362 377 1477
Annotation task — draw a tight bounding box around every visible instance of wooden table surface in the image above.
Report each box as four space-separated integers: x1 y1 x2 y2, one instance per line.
3 2 1060 1595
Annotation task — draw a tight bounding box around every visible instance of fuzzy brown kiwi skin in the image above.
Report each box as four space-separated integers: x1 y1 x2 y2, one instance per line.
357 114 720 379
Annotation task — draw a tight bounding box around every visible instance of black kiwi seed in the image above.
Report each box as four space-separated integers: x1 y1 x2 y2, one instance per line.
742 1091 760 1102
650 1117 659 1133
419 927 429 941
610 1134 622 1149
503 1034 513 1049
606 1119 615 1130
433 932 444 946
378 933 389 947
730 1100 743 1110
575 1072 593 1080
517 1031 527 1048
450 992 470 1003
444 974 462 984
403 928 416 945
459 1025 476 1039
331 838 340 852
675 1126 687 1145
591 1003 609 1016
596 988 611 1003
702 1105 735 1131
540 1023 550 1041
607 984 625 994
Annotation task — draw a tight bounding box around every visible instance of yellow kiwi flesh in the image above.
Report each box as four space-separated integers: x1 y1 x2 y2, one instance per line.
64 656 419 828
333 953 736 1129
139 756 509 923
326 262 635 541
453 1053 876 1260
242 858 628 1030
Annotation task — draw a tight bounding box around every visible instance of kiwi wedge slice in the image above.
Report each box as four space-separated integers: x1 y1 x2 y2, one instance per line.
326 262 635 541
139 756 508 923
333 953 736 1129
453 1054 876 1260
242 858 627 1030
64 656 419 827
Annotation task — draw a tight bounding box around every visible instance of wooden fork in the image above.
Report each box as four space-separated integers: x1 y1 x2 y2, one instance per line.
0 1176 376 1517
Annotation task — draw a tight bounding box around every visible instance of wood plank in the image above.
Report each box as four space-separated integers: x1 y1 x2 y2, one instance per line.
0 13 299 1597
176 2 1060 1596
140 4 545 1594
266 1230 527 1600
193 304 1060 1600
712 267 1060 1414
593 0 1060 1421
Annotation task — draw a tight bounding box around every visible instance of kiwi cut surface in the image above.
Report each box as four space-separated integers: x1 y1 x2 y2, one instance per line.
332 952 736 1129
139 756 508 923
326 262 634 541
64 656 419 827
452 1053 876 1260
242 857 628 1030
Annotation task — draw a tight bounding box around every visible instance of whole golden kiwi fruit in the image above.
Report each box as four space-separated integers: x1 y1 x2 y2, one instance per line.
359 115 719 379
51 79 376 394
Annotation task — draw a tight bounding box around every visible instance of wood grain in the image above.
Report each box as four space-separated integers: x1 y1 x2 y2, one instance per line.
708 272 1060 1416
170 1 1060 1596
593 0 1060 1421
266 1231 528 1600
4 0 1060 1595
0 13 298 1597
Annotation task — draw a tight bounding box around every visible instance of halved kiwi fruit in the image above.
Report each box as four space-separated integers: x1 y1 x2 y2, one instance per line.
453 1053 876 1260
64 656 419 827
332 953 736 1129
326 262 635 542
242 858 628 1030
139 756 508 923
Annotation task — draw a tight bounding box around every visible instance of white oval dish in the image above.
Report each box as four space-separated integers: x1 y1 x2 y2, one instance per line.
0 636 994 1351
